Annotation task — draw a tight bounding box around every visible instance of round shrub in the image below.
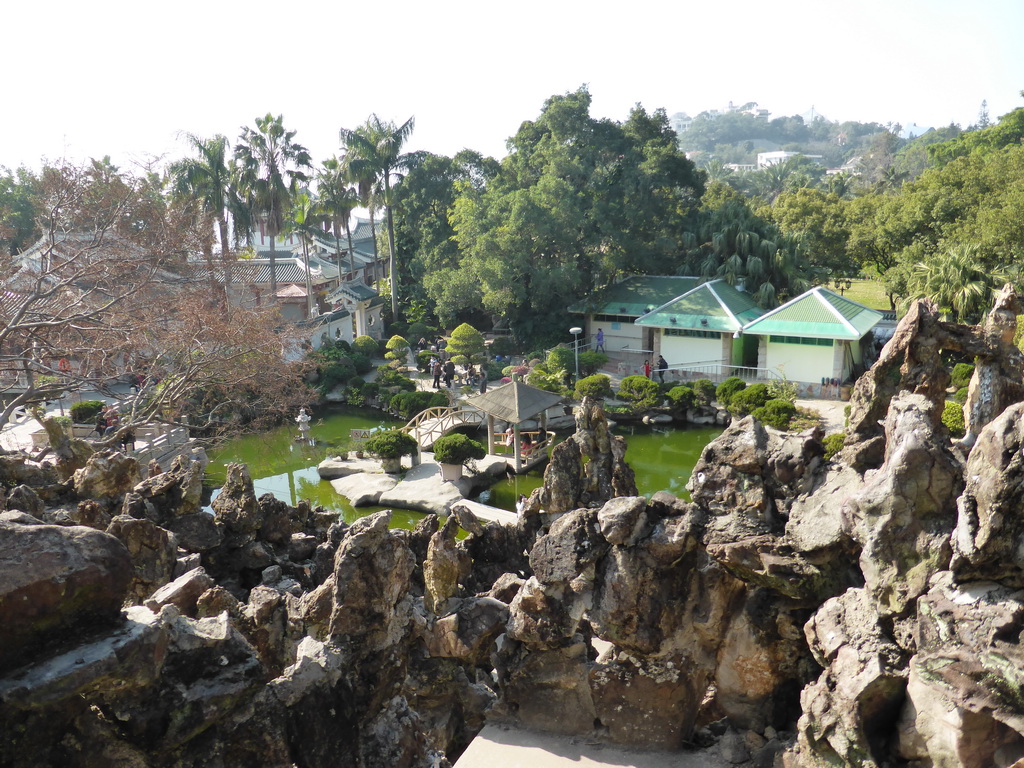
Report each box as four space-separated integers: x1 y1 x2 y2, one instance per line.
575 374 613 399
942 400 966 438
352 335 379 357
823 433 846 461
692 379 716 406
362 382 381 401
348 352 371 375
71 399 105 424
432 433 486 465
618 375 661 412
716 377 747 406
364 429 418 459
545 347 575 374
447 323 486 365
577 350 609 376
954 386 969 404
666 386 696 412
389 390 447 420
319 357 356 393
951 362 975 390
752 398 797 429
484 361 504 381
728 383 771 417
375 366 416 392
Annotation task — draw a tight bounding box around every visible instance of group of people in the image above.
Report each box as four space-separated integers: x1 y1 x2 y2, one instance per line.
94 405 136 450
430 358 487 393
644 355 669 383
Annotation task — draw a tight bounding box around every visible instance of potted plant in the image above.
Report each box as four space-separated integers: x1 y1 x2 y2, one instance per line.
432 433 486 481
364 429 418 474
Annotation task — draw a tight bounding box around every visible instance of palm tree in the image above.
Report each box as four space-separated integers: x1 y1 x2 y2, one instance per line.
285 191 322 318
318 157 360 281
905 244 1010 323
339 114 416 319
234 114 312 301
168 134 234 295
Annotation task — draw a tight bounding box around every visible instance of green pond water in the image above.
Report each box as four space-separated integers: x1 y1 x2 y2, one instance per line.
205 406 721 528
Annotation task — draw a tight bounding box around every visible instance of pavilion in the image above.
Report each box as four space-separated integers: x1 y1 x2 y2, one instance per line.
465 381 566 473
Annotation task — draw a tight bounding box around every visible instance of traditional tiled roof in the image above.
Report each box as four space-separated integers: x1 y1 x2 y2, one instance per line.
636 279 765 331
328 281 379 304
276 284 308 298
466 381 565 423
741 286 883 340
569 276 701 316
297 308 350 328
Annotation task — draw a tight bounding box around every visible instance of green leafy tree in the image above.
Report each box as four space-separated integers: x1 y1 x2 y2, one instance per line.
384 335 410 367
0 166 39 256
234 114 312 300
904 244 1010 323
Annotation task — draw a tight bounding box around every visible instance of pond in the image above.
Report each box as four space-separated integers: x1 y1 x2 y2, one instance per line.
205 406 722 528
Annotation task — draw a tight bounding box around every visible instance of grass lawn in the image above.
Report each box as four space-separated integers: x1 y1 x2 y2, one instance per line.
838 279 891 311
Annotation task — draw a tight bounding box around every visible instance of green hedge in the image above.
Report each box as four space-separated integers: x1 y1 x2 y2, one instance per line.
942 400 966 438
951 363 975 390
389 390 449 420
666 386 696 412
618 375 661 412
432 433 486 465
752 398 796 429
71 400 105 424
578 350 609 376
728 383 771 417
576 374 613 399
716 377 747 407
692 379 716 406
364 429 418 459
352 335 379 357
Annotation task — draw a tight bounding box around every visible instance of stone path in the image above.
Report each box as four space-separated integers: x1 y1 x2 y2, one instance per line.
454 724 730 768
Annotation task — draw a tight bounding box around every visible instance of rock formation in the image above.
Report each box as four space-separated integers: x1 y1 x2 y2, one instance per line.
4 292 1024 766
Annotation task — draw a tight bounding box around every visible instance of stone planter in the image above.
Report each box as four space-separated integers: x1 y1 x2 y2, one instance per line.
438 462 464 482
380 457 402 474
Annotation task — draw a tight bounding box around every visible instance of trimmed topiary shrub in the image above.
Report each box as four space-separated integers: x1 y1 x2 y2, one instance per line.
71 399 105 424
448 323 486 366
728 383 771 417
823 432 846 461
432 433 486 465
954 386 969 404
692 379 716 406
942 400 966 438
951 363 975 390
716 377 747 406
578 350 609 376
319 357 356 393
666 386 696 413
575 374 613 399
348 352 371 375
352 335 379 357
618 375 661 412
384 335 411 367
752 398 797 429
364 429 418 459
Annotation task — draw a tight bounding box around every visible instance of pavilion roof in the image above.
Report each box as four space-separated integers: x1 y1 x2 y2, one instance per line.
466 380 565 423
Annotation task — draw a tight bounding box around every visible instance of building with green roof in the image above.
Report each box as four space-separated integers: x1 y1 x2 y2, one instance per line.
741 286 883 385
568 275 699 358
635 279 765 371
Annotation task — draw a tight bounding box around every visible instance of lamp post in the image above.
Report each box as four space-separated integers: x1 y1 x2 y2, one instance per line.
570 326 582 382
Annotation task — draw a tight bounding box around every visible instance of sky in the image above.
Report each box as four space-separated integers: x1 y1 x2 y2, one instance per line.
3 0 1022 174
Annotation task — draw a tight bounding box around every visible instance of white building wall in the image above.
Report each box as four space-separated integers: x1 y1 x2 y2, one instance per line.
586 317 642 353
660 334 725 367
764 341 835 384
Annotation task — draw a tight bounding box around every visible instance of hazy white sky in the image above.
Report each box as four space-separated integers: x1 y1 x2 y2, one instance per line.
4 0 1021 173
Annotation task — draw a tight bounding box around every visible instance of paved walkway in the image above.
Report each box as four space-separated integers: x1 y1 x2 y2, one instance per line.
454 724 728 768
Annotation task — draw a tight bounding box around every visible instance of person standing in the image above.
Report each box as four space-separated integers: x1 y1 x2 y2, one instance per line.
657 355 668 384
431 358 441 389
444 359 455 388
595 328 605 353
643 359 652 379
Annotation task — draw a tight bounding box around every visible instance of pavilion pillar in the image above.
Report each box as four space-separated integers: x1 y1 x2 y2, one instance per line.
513 424 522 473
486 414 495 454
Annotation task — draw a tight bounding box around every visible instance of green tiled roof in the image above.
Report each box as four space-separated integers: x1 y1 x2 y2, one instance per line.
742 286 883 340
569 275 700 316
636 280 765 331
